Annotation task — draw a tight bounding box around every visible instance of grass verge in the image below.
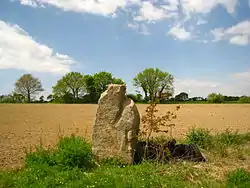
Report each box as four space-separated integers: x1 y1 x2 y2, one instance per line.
1 129 250 188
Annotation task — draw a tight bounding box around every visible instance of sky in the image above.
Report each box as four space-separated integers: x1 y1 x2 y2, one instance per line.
0 0 250 98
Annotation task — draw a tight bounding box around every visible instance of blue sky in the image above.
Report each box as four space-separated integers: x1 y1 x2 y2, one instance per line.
0 0 250 98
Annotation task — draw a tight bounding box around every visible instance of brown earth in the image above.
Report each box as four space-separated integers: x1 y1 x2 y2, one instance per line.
0 104 250 169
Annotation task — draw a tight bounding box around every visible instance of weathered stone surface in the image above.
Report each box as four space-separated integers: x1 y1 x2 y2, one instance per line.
92 84 140 164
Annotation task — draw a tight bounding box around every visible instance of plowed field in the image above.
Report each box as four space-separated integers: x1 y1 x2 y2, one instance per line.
1 104 250 169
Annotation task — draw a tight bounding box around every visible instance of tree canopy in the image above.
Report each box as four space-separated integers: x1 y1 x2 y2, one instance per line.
93 71 124 94
133 68 174 102
207 93 225 103
2 69 250 104
175 92 189 101
51 71 125 103
14 74 44 103
52 72 85 103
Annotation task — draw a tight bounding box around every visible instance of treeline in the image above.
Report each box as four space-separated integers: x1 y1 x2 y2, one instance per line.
0 68 250 104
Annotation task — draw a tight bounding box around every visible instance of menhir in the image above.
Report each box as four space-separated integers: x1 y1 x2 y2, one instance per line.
92 84 140 164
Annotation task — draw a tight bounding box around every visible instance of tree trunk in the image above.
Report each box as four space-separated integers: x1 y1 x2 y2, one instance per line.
72 90 76 103
27 91 31 103
143 88 148 101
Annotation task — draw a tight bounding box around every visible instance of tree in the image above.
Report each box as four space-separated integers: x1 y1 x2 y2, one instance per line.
224 96 240 102
133 68 174 102
190 97 205 101
53 72 85 103
83 75 98 103
175 92 189 101
12 92 25 103
238 96 250 103
93 71 125 97
14 74 44 103
207 93 225 103
0 95 14 103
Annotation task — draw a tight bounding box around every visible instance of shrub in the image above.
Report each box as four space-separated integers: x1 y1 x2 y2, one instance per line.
207 93 225 103
25 135 94 170
0 172 14 188
227 168 250 188
140 103 180 141
54 135 94 169
186 128 213 149
238 96 250 103
216 129 246 146
25 146 56 167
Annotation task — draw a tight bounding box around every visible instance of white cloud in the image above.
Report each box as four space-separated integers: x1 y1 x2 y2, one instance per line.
232 70 250 82
161 0 179 12
16 0 238 17
180 0 237 14
226 20 250 35
0 20 75 74
16 0 141 16
197 17 207 25
127 22 150 35
229 35 249 45
128 23 138 30
20 0 38 7
211 28 225 41
17 0 179 22
175 79 221 97
211 20 250 45
167 26 192 40
134 1 175 22
15 0 244 42
175 70 250 97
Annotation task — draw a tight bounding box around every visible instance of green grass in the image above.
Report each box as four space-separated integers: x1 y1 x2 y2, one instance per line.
186 127 250 149
1 129 250 188
227 168 250 188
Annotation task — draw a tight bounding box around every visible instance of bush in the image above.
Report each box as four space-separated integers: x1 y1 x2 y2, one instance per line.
0 171 14 188
216 129 247 146
207 93 225 103
238 96 250 103
25 135 94 170
186 128 213 149
25 146 56 167
227 168 250 188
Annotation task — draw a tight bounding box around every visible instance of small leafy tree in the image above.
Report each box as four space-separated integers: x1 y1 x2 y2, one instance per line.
207 93 225 103
140 103 180 142
137 102 180 163
14 74 44 103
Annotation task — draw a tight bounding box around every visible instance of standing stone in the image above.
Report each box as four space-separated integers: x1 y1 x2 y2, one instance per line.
92 84 140 164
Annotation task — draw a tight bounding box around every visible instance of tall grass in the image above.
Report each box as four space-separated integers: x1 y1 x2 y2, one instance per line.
1 129 250 187
186 127 250 149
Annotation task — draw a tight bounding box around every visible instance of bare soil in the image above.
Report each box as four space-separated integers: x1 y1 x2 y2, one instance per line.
0 104 250 169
